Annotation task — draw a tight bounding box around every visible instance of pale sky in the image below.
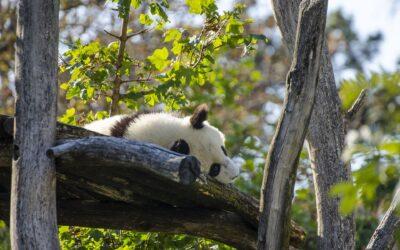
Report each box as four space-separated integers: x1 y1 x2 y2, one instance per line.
330 0 400 73
223 0 400 77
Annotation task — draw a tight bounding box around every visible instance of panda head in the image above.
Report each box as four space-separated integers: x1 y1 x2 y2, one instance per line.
175 104 240 184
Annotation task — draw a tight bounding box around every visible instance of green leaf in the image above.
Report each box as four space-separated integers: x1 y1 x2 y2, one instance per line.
65 84 82 100
226 19 244 34
171 42 183 55
339 76 369 109
204 55 215 64
340 195 358 215
116 0 131 18
164 29 182 42
95 111 108 120
87 86 95 99
60 83 69 90
131 0 142 8
145 93 159 106
59 108 77 125
186 0 214 14
250 34 268 44
296 188 309 201
379 141 400 155
330 182 358 215
213 38 223 48
250 70 262 81
147 47 170 71
139 14 153 25
186 0 202 14
150 3 168 22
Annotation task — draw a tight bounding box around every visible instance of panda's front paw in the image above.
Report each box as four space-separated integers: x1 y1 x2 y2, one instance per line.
178 155 200 185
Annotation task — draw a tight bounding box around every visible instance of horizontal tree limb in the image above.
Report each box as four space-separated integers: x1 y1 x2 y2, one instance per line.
0 195 256 249
0 115 305 248
46 137 201 185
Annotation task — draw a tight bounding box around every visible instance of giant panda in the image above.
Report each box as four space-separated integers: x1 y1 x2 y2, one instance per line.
84 104 240 184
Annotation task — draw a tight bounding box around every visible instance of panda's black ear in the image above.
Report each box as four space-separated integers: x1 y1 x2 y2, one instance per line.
190 104 208 129
170 139 190 155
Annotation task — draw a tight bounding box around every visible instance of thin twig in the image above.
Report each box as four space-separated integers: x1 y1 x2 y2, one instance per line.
120 78 153 84
104 29 120 39
58 54 68 66
127 28 152 39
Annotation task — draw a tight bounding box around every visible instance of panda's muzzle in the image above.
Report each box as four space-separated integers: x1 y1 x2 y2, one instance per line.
209 160 240 180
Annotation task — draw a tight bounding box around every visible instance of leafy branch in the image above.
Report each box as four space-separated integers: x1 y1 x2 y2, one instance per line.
59 0 267 119
109 0 131 115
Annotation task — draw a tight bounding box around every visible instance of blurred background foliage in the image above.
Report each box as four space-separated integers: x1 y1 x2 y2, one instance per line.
0 0 399 249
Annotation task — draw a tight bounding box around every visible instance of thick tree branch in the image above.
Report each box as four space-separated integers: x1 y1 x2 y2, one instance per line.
0 115 305 249
47 137 201 185
257 1 327 249
366 188 400 249
271 0 356 248
0 196 257 249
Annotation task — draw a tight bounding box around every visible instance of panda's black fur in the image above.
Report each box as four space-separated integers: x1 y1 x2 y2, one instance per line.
110 111 149 138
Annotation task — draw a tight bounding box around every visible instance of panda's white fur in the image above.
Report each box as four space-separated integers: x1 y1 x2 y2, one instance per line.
84 106 240 183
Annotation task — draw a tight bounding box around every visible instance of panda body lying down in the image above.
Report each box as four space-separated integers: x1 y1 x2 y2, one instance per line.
84 104 240 184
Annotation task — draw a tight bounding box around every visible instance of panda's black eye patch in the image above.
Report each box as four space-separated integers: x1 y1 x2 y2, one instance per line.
209 163 221 177
170 139 190 155
221 146 227 156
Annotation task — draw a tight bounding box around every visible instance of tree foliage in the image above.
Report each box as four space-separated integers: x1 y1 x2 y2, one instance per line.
60 0 264 118
0 0 399 249
333 72 400 217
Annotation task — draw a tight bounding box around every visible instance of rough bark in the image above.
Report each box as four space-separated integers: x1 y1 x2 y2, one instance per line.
271 0 356 249
11 0 60 249
47 137 201 186
257 1 327 249
366 189 400 249
0 196 256 250
0 116 306 249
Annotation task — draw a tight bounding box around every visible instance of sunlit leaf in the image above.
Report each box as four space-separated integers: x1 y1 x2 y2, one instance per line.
139 14 153 25
147 47 170 71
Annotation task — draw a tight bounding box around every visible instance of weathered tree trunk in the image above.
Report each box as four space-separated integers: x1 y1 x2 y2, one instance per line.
366 188 400 249
271 0 356 249
11 0 60 249
257 1 327 249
